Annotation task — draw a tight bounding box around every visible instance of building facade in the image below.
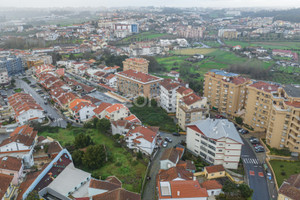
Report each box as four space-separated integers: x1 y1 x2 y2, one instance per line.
186 119 243 169
160 79 180 113
204 70 250 117
0 68 10 85
123 58 149 74
0 56 24 76
115 69 162 99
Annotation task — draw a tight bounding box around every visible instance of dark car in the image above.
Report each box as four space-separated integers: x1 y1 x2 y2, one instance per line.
165 137 173 143
173 132 181 136
255 147 265 153
215 115 224 119
241 129 249 134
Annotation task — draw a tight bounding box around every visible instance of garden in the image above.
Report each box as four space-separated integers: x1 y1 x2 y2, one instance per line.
269 160 300 186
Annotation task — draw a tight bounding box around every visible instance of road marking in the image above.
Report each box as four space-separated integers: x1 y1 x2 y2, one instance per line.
258 172 264 177
243 158 259 165
249 171 255 176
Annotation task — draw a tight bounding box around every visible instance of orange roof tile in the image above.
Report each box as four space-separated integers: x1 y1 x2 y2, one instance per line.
205 165 225 174
201 180 222 190
105 104 127 114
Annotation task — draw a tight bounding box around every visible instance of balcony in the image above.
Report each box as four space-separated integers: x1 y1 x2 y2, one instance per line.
179 105 208 113
289 133 297 140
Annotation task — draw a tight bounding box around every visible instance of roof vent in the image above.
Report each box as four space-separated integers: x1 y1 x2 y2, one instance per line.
3 157 7 161
177 191 180 196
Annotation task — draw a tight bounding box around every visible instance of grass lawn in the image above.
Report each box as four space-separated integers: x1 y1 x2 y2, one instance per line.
270 72 300 84
130 105 177 133
269 160 300 186
14 88 23 93
202 41 221 48
172 48 217 55
39 127 147 192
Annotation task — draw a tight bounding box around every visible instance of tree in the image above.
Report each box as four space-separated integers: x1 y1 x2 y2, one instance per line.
137 151 143 159
82 145 107 170
74 133 94 149
69 53 76 60
96 118 111 133
26 190 40 200
141 56 160 72
150 99 157 107
238 184 253 198
136 96 145 105
235 117 243 125
222 180 237 194
72 150 84 167
93 117 99 128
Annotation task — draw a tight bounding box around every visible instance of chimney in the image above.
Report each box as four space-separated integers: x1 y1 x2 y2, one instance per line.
193 176 196 181
177 191 180 196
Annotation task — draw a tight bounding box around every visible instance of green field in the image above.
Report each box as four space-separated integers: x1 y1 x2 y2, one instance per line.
39 127 147 192
172 48 217 55
202 41 221 48
269 160 300 187
115 31 174 45
225 40 300 51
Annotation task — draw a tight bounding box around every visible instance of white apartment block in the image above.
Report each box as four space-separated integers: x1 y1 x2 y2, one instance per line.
186 119 243 169
0 68 10 85
160 80 180 113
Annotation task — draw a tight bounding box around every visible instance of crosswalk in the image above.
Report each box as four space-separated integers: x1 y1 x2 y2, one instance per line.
243 158 259 165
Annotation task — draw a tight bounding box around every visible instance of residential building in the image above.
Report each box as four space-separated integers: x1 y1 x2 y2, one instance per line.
278 173 300 200
111 120 134 135
93 102 112 119
0 173 14 200
0 156 23 185
203 165 226 180
69 99 96 122
203 69 250 117
160 79 180 113
0 68 10 85
125 126 159 155
0 56 24 76
104 103 129 121
0 125 37 167
175 86 194 119
104 74 117 88
218 29 238 39
186 119 243 169
8 93 45 125
201 180 223 196
244 81 280 132
115 69 162 99
265 85 300 154
177 93 208 130
160 147 184 170
123 58 149 74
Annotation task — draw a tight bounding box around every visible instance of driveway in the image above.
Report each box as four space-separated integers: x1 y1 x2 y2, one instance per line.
15 78 67 128
241 137 270 200
142 132 186 200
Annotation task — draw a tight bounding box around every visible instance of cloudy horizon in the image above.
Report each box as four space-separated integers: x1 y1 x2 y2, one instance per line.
0 0 299 8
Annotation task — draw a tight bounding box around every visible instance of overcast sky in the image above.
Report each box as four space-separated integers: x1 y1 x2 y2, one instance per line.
0 0 298 8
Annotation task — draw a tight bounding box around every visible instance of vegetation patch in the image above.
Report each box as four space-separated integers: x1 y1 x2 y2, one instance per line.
269 160 300 186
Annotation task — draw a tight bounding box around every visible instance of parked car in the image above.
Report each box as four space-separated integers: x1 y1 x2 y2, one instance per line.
241 129 249 134
255 147 265 153
162 141 168 148
173 132 181 136
250 137 260 144
165 137 173 143
215 115 225 119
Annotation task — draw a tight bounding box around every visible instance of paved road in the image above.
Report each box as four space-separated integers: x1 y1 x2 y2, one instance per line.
15 78 67 128
88 91 120 104
241 137 270 200
142 132 186 200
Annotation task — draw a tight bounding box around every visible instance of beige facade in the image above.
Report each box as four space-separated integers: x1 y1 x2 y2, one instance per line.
115 69 162 99
204 70 250 117
266 86 300 153
177 93 208 130
123 58 149 74
175 86 194 119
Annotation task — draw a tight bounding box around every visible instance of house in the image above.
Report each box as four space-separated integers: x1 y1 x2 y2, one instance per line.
93 102 112 119
201 180 223 196
0 156 23 185
0 125 37 167
103 74 117 88
8 93 45 125
157 180 208 200
204 165 226 179
175 86 193 119
160 79 180 113
160 147 184 170
232 45 242 50
125 126 159 155
69 99 96 122
0 173 14 200
168 71 180 78
111 120 134 136
186 119 243 169
278 173 300 200
92 188 141 200
157 166 193 182
124 114 141 124
176 160 196 173
104 104 129 121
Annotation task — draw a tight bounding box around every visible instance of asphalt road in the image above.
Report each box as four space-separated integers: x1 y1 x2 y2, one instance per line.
88 91 120 104
142 132 186 200
15 78 67 128
241 137 270 200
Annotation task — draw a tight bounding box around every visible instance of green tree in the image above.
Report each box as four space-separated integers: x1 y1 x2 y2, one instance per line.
96 118 111 133
150 99 157 107
238 184 253 198
82 145 107 170
74 133 94 148
93 117 99 128
136 96 145 105
72 150 84 167
137 151 143 159
69 53 76 60
222 180 237 195
26 190 40 200
235 117 243 125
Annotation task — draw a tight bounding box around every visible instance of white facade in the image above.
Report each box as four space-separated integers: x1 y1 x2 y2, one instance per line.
206 189 222 196
107 76 117 88
74 106 95 122
126 135 156 155
160 158 178 170
105 106 129 121
160 84 179 113
0 69 10 84
186 119 243 169
17 109 45 125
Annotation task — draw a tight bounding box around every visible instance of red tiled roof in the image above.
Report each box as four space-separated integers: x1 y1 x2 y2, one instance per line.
158 167 193 182
160 79 180 91
125 57 148 64
10 125 34 137
16 171 42 200
176 86 193 95
278 174 300 200
285 101 300 108
92 188 141 200
116 70 161 83
0 173 13 199
230 76 250 85
8 93 43 116
201 180 222 190
127 126 158 143
205 165 225 174
124 114 141 124
89 178 121 191
181 93 202 105
105 104 127 114
94 102 112 115
248 81 280 93
0 156 22 171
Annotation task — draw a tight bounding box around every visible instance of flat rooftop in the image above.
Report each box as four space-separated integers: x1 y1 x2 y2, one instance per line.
283 84 300 98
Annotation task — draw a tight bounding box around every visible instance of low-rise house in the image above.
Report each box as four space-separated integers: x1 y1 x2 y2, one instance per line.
104 103 129 121
8 93 45 125
157 166 193 182
160 147 184 170
124 114 141 124
111 120 134 136
0 156 23 185
0 173 14 200
93 102 112 119
177 92 208 130
126 126 159 155
201 180 223 196
278 173 300 200
204 165 226 180
69 99 96 122
168 71 180 78
103 74 117 88
186 119 243 169
0 125 37 167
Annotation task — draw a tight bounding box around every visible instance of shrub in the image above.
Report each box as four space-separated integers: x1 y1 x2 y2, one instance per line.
281 171 286 176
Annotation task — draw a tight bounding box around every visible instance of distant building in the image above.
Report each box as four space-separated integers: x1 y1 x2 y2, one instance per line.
0 56 24 76
186 119 243 169
0 68 10 85
218 29 238 39
123 58 149 74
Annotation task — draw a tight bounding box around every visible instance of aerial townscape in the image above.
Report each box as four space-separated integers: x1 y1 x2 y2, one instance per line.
0 1 300 200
